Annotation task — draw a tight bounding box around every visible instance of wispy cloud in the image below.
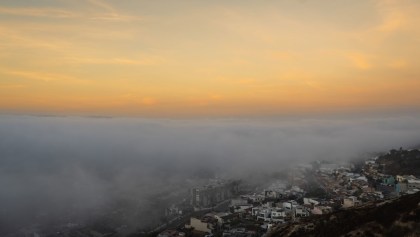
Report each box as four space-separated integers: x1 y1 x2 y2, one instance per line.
0 3 141 22
85 0 141 22
0 83 25 89
377 12 406 33
88 14 141 22
0 68 88 84
345 52 373 70
0 7 79 18
0 25 72 51
372 0 420 37
62 57 162 66
86 0 116 13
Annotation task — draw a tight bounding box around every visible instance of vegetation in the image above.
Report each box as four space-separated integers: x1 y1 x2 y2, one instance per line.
377 148 420 176
269 192 420 237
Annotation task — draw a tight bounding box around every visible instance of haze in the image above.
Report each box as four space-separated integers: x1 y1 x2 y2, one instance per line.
1 114 420 232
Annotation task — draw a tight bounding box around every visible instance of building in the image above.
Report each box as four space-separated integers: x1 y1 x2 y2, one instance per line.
264 190 280 199
282 200 298 210
186 216 217 234
256 208 272 222
271 208 287 221
342 196 360 208
303 198 320 206
295 206 310 217
231 204 253 213
407 177 420 190
396 182 408 193
382 175 396 186
190 180 240 208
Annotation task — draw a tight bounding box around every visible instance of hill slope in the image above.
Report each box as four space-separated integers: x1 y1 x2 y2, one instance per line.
376 149 420 176
269 192 420 237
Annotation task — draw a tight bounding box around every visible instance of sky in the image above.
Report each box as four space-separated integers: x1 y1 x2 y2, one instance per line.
1 0 419 117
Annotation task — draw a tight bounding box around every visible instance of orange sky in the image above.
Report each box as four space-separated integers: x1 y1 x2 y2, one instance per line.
1 0 420 117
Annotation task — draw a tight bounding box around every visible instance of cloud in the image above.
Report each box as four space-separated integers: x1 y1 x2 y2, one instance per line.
0 114 419 234
0 7 79 18
141 97 158 106
84 0 142 22
377 11 406 33
345 52 373 70
0 4 141 22
0 84 25 89
63 57 162 66
374 0 408 34
0 68 88 83
86 0 116 14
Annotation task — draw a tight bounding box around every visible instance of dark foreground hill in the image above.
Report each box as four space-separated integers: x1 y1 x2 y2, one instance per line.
376 149 420 176
269 192 420 237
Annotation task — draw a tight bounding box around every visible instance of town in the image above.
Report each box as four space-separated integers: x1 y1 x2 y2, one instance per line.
155 148 420 237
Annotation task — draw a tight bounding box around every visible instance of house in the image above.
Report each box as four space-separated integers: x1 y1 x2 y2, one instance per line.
247 194 265 203
407 177 420 190
251 207 261 216
342 196 360 208
212 212 231 224
311 205 332 215
282 200 298 210
271 208 287 217
396 175 417 182
264 190 280 199
295 206 310 217
382 176 395 186
311 206 323 215
303 198 320 206
256 208 272 221
395 182 408 193
186 216 217 234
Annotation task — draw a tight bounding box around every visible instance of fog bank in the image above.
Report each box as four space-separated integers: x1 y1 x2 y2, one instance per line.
0 114 419 232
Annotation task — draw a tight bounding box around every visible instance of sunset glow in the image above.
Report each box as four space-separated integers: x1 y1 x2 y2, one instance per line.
1 0 420 117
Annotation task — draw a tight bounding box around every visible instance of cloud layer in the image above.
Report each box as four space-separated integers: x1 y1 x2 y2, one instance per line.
0 114 420 233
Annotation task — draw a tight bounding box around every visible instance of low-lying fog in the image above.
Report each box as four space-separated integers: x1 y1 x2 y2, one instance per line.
0 114 420 233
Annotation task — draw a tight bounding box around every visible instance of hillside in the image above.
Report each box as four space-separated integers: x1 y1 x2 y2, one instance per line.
269 192 420 237
376 149 420 176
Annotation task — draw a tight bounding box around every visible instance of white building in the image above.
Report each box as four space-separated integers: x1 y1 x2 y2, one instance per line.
256 208 272 221
295 206 310 217
271 208 287 222
407 177 420 190
303 198 320 206
282 200 298 210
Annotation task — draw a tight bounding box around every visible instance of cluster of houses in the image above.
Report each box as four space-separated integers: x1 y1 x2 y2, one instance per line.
363 156 420 196
157 172 328 236
314 163 377 207
156 152 420 237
